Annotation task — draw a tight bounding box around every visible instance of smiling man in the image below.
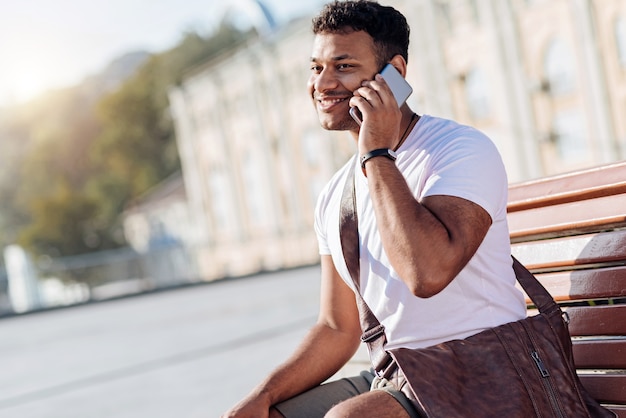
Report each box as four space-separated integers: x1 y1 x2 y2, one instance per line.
222 1 526 417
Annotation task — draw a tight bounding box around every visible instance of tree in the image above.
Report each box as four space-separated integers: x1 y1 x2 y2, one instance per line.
18 180 99 256
88 24 254 246
2 23 254 257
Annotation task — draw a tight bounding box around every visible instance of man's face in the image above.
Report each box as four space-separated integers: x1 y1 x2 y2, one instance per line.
308 30 380 131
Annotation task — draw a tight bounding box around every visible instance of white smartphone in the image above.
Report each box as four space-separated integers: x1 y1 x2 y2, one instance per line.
350 63 413 125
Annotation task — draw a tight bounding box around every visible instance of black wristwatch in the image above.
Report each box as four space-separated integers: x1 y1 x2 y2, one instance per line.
360 148 397 176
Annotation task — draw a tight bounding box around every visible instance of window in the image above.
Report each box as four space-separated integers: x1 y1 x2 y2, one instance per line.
468 0 480 24
465 68 491 120
209 170 237 233
435 1 453 32
616 17 626 68
552 109 587 162
242 150 270 227
544 39 576 96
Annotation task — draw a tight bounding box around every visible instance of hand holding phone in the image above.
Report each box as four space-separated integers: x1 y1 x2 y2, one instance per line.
350 63 413 126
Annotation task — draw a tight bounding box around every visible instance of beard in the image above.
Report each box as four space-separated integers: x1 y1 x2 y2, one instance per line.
317 108 359 131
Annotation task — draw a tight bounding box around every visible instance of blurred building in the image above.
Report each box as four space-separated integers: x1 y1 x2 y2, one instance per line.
399 0 626 179
166 19 353 280
153 0 626 282
123 173 191 253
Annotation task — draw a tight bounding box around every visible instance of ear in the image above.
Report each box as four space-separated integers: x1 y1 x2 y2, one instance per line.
388 55 408 77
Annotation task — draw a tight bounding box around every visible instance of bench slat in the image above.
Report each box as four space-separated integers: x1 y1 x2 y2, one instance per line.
508 161 626 211
573 339 626 368
565 305 626 336
527 305 626 336
508 193 626 241
509 181 626 212
512 230 626 271
507 163 626 408
520 267 626 302
579 373 626 404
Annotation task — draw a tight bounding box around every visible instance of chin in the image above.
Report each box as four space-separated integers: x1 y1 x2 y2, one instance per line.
319 114 357 131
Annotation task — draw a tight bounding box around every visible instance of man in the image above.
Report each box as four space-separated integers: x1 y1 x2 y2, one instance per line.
223 1 526 417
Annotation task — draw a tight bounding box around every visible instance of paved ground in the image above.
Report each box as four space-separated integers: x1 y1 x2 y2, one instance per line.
0 265 328 418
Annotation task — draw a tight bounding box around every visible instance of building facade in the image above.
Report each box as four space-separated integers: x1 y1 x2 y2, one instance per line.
168 20 353 280
164 0 626 281
398 0 626 178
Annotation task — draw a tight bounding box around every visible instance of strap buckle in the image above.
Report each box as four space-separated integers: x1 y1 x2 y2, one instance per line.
562 311 570 325
361 324 386 343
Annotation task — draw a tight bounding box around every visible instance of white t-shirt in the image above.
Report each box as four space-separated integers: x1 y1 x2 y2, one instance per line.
314 115 527 350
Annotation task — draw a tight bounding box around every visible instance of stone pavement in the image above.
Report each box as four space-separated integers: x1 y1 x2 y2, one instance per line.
0 265 367 418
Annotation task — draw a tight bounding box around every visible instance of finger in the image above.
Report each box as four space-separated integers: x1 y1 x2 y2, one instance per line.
366 74 395 104
349 95 371 110
353 86 383 106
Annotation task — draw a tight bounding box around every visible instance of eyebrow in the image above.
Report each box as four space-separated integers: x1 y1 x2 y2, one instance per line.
310 54 354 62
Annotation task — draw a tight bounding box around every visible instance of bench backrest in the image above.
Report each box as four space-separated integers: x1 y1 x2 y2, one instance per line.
508 162 626 417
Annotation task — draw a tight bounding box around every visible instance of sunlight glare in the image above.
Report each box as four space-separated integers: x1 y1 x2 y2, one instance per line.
2 21 84 104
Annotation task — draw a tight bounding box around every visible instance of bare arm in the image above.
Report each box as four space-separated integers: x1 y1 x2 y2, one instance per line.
363 159 491 297
222 255 362 417
352 58 491 298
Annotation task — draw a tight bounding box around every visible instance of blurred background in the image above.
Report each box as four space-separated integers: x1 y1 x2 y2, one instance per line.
0 0 329 313
0 0 625 416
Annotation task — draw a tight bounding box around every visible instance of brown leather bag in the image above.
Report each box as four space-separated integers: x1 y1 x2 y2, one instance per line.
339 163 615 417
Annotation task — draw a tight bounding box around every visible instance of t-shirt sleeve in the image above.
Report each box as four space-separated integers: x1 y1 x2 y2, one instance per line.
421 131 508 220
314 182 332 256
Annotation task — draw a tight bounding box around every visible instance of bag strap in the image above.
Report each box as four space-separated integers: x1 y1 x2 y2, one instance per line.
339 159 392 372
339 159 561 371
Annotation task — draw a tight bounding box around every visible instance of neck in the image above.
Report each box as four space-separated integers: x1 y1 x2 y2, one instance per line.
393 108 418 151
349 107 418 144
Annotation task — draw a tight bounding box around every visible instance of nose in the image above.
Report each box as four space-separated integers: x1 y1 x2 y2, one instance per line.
310 67 338 94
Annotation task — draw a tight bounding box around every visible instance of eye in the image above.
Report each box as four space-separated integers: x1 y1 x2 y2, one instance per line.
337 63 353 70
310 64 322 74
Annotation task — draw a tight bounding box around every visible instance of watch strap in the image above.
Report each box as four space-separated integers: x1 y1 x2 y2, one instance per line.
360 148 397 176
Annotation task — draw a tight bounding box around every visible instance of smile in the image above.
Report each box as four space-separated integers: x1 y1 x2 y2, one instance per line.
316 96 350 111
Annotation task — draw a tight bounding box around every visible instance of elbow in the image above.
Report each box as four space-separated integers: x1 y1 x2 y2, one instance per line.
408 284 441 299
399 254 463 298
405 271 453 299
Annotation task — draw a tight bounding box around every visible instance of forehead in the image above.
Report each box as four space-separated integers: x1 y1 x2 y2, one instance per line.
311 30 377 62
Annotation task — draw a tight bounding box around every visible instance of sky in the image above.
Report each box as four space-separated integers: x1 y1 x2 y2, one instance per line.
0 0 325 106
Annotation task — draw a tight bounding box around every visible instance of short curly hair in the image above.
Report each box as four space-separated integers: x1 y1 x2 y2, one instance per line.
311 0 410 68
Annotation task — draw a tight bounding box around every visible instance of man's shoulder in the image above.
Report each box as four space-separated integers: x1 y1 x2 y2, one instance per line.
421 114 485 135
316 156 355 209
415 115 496 154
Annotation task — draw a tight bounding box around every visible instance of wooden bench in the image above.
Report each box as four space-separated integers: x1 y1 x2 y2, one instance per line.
508 161 626 417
